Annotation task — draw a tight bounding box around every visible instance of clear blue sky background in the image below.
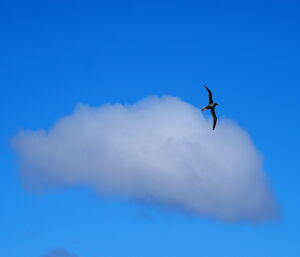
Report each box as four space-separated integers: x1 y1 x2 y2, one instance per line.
1 0 300 256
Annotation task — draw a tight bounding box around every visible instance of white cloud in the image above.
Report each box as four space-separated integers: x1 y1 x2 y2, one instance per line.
12 96 278 222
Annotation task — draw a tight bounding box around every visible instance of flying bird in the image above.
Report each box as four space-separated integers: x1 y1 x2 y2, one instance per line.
202 85 219 130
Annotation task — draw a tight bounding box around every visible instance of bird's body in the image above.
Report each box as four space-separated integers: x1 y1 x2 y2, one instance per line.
202 85 218 130
202 102 218 111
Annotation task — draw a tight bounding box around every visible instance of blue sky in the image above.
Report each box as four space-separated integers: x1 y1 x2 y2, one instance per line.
1 0 300 256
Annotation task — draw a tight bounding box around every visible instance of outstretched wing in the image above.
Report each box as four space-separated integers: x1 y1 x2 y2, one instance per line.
204 85 213 104
211 108 217 130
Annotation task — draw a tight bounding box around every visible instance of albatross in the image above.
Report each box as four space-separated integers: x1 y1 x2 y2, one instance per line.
202 85 219 130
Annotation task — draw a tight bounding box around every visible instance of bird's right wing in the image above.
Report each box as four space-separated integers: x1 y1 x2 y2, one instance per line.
204 85 213 104
211 108 217 130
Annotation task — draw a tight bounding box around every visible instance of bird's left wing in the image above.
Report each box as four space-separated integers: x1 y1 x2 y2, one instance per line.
204 85 213 104
211 108 217 130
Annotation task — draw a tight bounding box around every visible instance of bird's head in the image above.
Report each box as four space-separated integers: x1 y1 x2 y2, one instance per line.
215 103 219 106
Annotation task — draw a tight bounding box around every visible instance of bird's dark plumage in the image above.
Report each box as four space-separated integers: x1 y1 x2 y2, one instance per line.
202 85 218 130
204 85 213 104
211 108 217 130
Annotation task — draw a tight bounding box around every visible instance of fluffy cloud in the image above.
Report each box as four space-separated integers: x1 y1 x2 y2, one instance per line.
13 96 278 222
42 248 79 257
